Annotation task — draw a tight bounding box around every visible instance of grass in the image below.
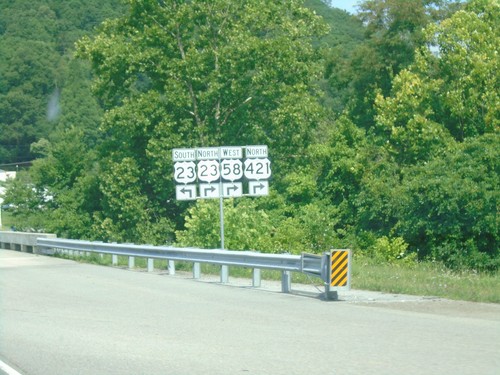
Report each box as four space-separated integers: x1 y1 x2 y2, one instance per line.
54 251 325 284
53 251 500 304
353 256 500 303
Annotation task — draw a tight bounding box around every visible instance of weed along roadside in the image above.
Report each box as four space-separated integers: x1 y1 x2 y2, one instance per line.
40 248 500 303
352 257 500 304
34 237 348 299
2 230 498 303
51 246 500 304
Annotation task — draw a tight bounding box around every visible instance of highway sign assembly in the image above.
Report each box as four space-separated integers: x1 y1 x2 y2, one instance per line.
172 145 271 201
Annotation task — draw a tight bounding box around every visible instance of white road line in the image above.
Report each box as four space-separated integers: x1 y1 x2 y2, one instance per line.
0 360 23 375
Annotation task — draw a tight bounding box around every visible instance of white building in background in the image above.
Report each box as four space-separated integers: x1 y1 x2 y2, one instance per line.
0 170 16 182
1 170 16 228
0 170 16 208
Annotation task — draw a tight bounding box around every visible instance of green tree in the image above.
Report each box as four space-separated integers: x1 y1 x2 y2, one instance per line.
1 0 127 235
423 0 500 139
176 199 275 251
176 197 343 254
304 0 365 114
328 0 462 127
357 0 500 269
77 0 327 155
374 69 456 165
0 38 59 163
374 0 499 164
395 134 499 270
1 171 52 231
76 0 329 243
0 0 125 165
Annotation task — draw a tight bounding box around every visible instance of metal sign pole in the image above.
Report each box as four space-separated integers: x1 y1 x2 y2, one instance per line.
0 195 3 229
219 197 228 283
219 193 225 249
218 149 225 250
172 145 270 285
219 151 228 283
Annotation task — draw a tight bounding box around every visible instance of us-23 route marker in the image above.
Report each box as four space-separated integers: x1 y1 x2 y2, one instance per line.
172 145 271 201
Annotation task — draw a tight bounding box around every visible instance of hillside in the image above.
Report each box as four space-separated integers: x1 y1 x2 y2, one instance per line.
0 0 126 167
305 0 364 49
1 0 497 272
0 0 364 168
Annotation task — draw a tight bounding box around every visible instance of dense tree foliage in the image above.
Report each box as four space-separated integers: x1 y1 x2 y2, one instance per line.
2 0 498 271
327 0 464 126
69 0 331 243
0 0 124 165
357 0 499 268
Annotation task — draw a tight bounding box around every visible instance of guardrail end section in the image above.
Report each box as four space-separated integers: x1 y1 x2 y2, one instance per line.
324 249 351 300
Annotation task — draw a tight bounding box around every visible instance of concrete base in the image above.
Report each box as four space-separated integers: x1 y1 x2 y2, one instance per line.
0 231 57 254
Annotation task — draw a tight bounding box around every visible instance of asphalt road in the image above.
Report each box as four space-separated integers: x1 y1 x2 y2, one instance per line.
1 250 499 375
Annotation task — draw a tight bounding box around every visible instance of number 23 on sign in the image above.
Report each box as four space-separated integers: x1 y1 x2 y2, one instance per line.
197 160 220 183
174 161 196 184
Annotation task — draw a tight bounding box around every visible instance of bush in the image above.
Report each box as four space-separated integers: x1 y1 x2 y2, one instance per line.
372 236 416 265
396 135 499 270
434 240 500 272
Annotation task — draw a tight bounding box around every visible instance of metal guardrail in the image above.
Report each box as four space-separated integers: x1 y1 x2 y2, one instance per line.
35 238 349 299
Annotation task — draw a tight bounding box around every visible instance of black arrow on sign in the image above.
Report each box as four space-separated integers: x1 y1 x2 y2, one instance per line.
180 187 193 198
252 183 265 194
227 185 238 195
204 185 216 195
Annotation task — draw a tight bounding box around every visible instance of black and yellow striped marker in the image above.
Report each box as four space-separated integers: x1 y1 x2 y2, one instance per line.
330 250 349 287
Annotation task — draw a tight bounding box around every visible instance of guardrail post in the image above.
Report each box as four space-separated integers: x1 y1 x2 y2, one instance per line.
147 258 154 272
324 285 339 301
193 262 201 279
281 271 291 293
128 256 135 269
112 254 118 266
168 260 175 275
220 265 229 283
252 268 261 287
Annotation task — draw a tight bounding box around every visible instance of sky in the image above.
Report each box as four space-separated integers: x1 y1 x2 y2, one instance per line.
331 0 360 14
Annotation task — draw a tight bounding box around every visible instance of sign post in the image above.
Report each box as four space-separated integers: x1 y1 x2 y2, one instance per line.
172 145 272 261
